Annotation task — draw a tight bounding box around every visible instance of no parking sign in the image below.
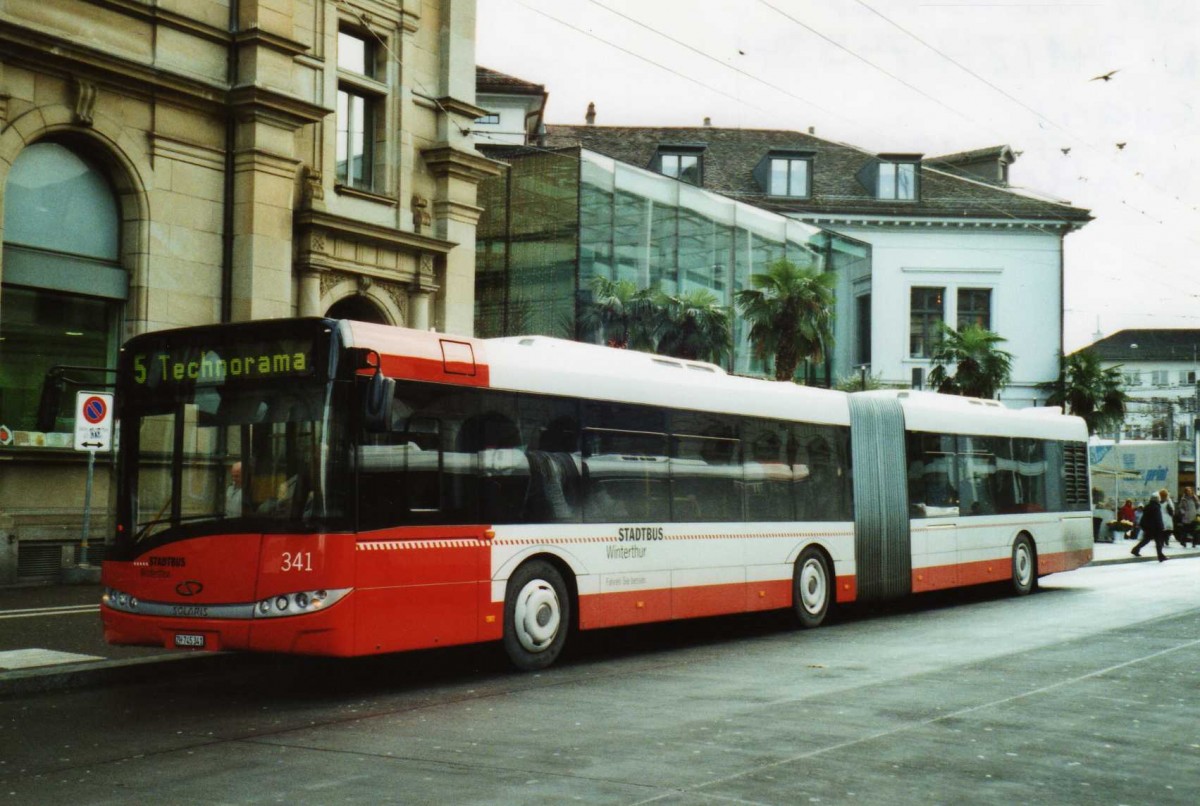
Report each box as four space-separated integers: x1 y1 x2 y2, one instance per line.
74 392 113 452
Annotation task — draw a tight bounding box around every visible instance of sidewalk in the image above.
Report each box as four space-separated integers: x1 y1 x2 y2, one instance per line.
2 541 1198 698
1089 533 1200 565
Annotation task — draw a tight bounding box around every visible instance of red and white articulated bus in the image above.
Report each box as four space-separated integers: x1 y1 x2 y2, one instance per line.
101 318 1093 669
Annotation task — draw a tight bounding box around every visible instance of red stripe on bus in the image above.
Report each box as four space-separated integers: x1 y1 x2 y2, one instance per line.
348 323 492 387
912 547 1093 593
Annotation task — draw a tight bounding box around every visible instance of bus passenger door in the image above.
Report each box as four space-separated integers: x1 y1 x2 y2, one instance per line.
911 520 958 592
905 432 959 592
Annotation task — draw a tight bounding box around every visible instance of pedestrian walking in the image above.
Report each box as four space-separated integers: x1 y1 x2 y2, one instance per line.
1129 502 1144 541
1131 490 1168 562
1176 487 1198 547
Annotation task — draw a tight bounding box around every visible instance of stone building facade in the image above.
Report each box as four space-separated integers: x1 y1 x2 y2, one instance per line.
0 0 497 584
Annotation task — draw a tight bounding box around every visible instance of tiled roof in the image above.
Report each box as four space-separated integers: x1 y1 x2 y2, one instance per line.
925 145 1014 166
542 125 1090 224
1082 329 1200 362
477 66 545 96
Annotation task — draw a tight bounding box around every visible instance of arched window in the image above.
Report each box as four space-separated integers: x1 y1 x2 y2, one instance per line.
326 294 389 324
0 142 126 443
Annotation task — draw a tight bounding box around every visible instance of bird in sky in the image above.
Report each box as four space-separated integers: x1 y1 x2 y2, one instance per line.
1116 142 1127 150
1061 147 1071 155
1090 69 1120 82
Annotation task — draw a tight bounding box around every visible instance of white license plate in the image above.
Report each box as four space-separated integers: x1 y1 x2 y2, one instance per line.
174 634 205 648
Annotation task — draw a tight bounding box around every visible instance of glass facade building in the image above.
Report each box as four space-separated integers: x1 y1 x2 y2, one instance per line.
476 147 870 382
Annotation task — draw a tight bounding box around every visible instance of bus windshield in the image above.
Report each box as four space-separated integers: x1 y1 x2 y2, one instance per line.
120 379 351 546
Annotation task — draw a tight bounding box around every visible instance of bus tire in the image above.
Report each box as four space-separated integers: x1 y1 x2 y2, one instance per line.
1011 534 1037 596
503 560 570 671
792 547 832 628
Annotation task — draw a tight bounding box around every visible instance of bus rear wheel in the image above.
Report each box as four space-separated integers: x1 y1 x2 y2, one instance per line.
1011 535 1037 596
503 560 570 671
793 547 832 628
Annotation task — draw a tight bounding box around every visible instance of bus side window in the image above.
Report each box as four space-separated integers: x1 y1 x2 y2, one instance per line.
470 393 527 525
582 428 669 523
794 425 851 521
671 411 741 523
907 432 958 518
522 400 581 524
357 382 478 529
743 419 793 522
402 417 441 512
582 402 669 523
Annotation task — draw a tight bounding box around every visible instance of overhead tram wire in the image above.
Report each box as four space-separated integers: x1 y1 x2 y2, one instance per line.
500 0 1099 235
483 4 1180 291
850 0 1200 224
333 0 470 135
748 1 1200 261
510 0 782 120
756 0 979 129
849 0 1084 146
501 4 1089 243
581 0 857 133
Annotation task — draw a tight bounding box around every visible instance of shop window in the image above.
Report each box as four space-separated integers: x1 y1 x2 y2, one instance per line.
1 141 124 445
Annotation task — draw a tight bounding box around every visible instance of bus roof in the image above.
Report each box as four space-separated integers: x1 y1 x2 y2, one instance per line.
856 389 1088 441
341 321 1087 439
341 321 850 425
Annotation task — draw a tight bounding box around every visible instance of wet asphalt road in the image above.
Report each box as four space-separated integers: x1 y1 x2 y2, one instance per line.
1 560 1198 805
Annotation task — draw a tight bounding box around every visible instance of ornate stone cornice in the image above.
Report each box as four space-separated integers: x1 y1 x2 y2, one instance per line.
421 145 504 184
0 20 225 111
233 27 311 57
433 199 485 227
295 209 456 255
227 85 330 130
0 19 322 124
434 95 489 121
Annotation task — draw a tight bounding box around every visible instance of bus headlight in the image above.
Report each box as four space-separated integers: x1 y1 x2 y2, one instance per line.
104 587 139 613
254 588 351 618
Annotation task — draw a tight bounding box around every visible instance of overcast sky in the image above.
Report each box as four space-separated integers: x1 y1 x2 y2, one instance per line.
475 0 1199 352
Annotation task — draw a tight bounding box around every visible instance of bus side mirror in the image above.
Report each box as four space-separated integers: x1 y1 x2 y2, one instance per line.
362 371 395 433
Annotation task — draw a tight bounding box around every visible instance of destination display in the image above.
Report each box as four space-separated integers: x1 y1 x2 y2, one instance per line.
128 337 318 390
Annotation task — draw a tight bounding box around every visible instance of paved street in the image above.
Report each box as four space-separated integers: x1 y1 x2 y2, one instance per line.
1 553 1198 804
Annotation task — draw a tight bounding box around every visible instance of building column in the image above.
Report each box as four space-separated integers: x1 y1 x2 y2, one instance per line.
230 143 301 320
421 147 501 335
298 268 321 316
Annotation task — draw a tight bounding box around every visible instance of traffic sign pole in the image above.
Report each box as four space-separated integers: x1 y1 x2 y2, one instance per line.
81 450 94 566
74 391 113 568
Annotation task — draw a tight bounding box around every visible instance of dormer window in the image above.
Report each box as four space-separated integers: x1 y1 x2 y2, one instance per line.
652 146 704 186
877 161 918 200
754 151 814 198
770 157 810 197
856 154 921 201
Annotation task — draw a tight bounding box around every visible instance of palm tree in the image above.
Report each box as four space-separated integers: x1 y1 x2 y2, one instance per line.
926 323 1014 399
577 276 656 350
655 288 732 364
1039 349 1128 435
735 258 835 382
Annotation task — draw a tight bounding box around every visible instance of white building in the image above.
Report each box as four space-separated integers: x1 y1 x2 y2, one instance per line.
1083 329 1200 446
538 127 1092 405
473 67 546 147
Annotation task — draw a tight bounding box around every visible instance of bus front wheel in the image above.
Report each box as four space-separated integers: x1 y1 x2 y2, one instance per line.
503 560 570 670
1011 535 1037 596
793 547 832 628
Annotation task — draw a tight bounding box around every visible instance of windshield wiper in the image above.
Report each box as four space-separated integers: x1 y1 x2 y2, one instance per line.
134 513 219 540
